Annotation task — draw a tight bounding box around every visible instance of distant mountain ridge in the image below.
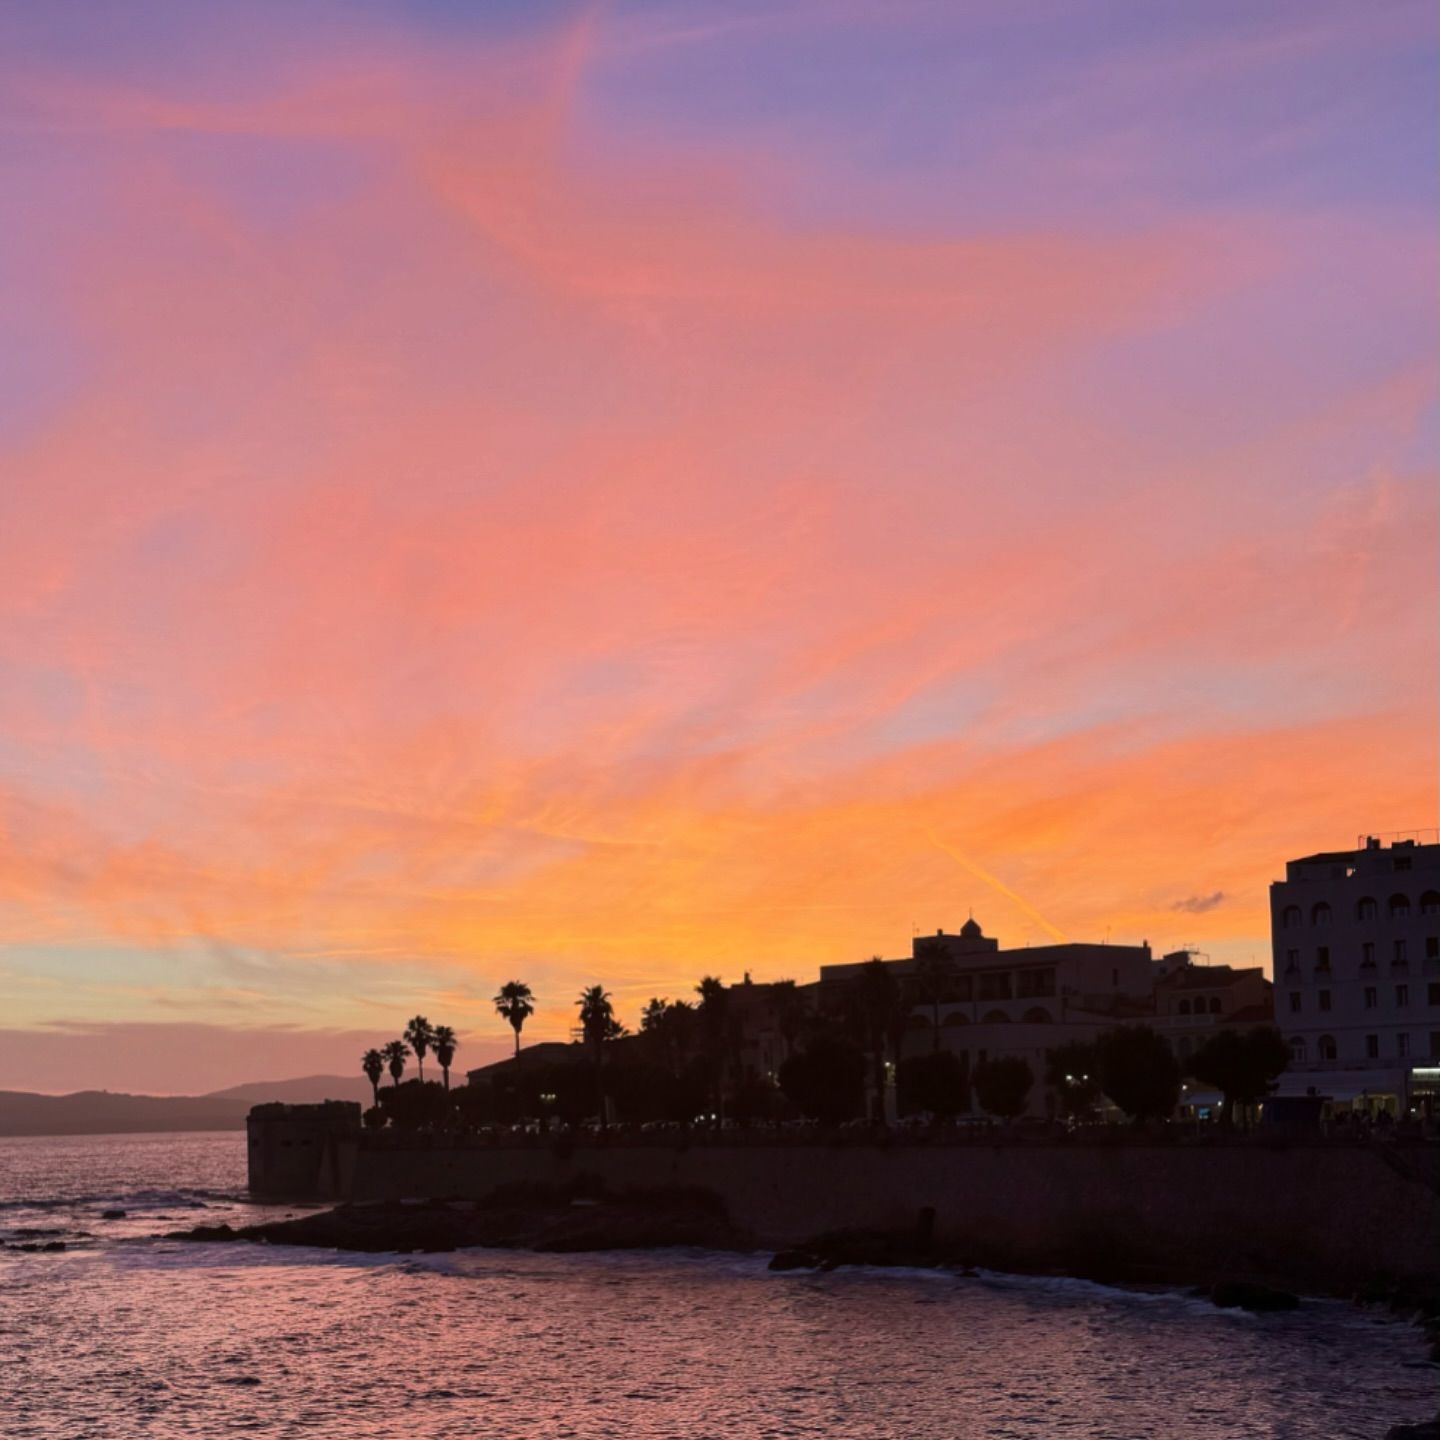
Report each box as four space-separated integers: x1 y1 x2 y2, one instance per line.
0 1075 372 1137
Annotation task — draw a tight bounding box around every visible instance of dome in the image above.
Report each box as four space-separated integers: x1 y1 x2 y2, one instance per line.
959 916 984 939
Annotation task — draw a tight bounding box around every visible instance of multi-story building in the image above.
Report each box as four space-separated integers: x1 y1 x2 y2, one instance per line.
1271 832 1440 1113
1151 952 1272 1065
817 919 1157 1115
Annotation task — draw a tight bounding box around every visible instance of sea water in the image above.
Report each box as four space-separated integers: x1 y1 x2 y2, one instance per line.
0 1132 1432 1439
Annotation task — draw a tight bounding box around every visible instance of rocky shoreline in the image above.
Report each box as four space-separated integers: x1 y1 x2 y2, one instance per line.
172 1182 751 1255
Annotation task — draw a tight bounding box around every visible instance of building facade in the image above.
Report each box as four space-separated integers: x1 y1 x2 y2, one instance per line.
1271 833 1440 1111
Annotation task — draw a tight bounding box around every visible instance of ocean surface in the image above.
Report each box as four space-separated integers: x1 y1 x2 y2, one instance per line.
0 1132 1432 1439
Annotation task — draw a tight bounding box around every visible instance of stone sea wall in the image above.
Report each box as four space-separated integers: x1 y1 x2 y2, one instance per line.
342 1136 1440 1291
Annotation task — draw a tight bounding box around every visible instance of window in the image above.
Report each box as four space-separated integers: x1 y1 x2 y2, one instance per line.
1286 948 1300 970
1178 999 1191 1016
1364 987 1378 1009
1288 992 1301 1013
1282 905 1302 929
1428 937 1439 960
1361 942 1376 967
1421 891 1440 916
1312 902 1333 926
1395 857 1413 873
1209 997 1221 1014
1389 894 1411 920
1316 946 1331 970
1366 1034 1380 1059
1431 1033 1440 1060
1397 1033 1410 1058
1288 1036 1306 1062
1357 897 1378 921
1319 990 1332 1012
1395 940 1408 963
1319 1034 1337 1061
1396 985 1409 1007
978 972 1011 1001
1428 982 1440 1006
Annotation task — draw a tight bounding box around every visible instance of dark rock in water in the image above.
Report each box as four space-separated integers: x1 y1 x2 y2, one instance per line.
181 1224 237 1242
1210 1281 1300 1312
100 1209 126 1220
167 1182 750 1257
1385 1421 1440 1440
768 1249 819 1271
12 1241 66 1253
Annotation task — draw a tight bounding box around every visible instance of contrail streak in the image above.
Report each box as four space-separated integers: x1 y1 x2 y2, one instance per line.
927 834 1068 943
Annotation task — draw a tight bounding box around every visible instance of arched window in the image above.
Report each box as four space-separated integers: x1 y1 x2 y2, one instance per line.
1421 891 1440 916
1282 905 1302 929
941 1012 969 1027
1356 897 1377 921
1318 1034 1337 1062
1178 999 1191 1016
1289 1036 1306 1062
1389 894 1411 920
1021 1007 1052 1024
981 1009 1011 1024
1209 997 1222 1015
1311 902 1332 926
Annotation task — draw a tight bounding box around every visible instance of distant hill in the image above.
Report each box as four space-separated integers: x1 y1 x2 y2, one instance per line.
0 1074 372 1137
202 1074 374 1105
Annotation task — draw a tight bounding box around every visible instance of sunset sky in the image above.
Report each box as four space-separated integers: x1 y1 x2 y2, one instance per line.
1 1 1436 1093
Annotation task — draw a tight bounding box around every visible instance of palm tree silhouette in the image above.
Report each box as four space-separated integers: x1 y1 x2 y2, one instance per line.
361 1048 385 1105
577 985 619 1128
381 1038 410 1086
494 981 536 1060
403 1016 434 1082
432 1025 458 1090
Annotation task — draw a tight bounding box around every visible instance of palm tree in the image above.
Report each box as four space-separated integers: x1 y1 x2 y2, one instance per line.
914 949 955 1052
361 1048 385 1106
494 981 536 1060
381 1038 409 1087
403 1016 435 1082
577 984 618 1127
432 1025 458 1091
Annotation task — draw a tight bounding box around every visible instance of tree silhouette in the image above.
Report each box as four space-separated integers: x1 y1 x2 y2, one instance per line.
403 1016 435 1083
897 1049 969 1119
361 1048 385 1106
381 1038 410 1087
1188 1026 1289 1129
1098 1027 1181 1124
778 1036 865 1124
695 977 729 1123
494 981 536 1060
577 985 621 1126
432 1024 459 1091
914 949 956 1051
973 1056 1034 1120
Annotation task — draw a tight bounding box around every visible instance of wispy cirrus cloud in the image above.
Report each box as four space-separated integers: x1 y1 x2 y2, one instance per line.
0 1 1434 1090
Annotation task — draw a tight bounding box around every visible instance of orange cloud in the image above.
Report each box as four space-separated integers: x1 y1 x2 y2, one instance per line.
0 7 1434 1068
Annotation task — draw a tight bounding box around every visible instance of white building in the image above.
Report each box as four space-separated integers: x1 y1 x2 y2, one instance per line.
1270 833 1440 1113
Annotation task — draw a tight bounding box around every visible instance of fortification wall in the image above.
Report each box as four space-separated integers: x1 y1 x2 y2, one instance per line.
348 1138 1440 1290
